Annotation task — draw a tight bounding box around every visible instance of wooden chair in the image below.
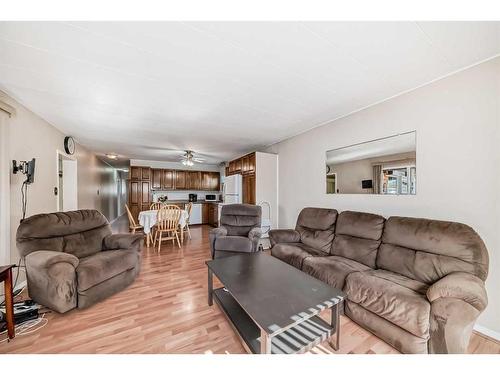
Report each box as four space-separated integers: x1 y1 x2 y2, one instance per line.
184 202 193 240
154 206 181 251
150 202 164 210
125 204 143 234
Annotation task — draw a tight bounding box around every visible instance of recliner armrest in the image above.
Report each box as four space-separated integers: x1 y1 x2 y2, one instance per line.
103 233 143 252
26 250 79 269
427 272 487 311
24 250 79 313
209 226 228 258
268 229 301 247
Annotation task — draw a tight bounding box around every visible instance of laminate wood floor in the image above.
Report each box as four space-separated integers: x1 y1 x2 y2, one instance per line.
1 218 498 354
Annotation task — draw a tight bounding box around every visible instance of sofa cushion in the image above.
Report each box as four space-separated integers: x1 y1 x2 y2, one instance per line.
271 242 326 269
215 236 252 253
295 207 338 253
379 216 489 283
77 249 139 292
302 255 371 289
331 211 385 268
345 269 430 338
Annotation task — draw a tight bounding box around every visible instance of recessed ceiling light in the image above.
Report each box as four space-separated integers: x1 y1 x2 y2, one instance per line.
106 153 118 160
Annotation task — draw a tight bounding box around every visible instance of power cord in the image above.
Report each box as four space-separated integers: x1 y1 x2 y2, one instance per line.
21 179 29 221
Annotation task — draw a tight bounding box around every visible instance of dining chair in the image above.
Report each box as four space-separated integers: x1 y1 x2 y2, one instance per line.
150 202 164 210
125 204 144 234
154 206 182 252
184 202 193 240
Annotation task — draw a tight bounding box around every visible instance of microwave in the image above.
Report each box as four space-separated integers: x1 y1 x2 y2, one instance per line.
205 194 218 201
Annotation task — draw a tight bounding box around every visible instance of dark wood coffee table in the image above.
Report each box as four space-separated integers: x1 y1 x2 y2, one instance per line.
206 253 345 354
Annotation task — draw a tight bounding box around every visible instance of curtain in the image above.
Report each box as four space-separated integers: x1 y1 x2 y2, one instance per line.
372 164 382 194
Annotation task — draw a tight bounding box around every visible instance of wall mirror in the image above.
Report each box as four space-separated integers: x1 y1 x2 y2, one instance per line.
326 131 416 195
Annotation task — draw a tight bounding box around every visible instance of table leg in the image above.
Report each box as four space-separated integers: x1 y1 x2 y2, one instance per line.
4 267 15 339
146 232 150 247
181 226 184 245
207 268 213 306
260 329 271 354
329 303 341 351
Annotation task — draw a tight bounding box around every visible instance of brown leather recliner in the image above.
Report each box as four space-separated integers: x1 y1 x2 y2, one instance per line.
270 208 489 354
209 204 262 259
16 210 143 313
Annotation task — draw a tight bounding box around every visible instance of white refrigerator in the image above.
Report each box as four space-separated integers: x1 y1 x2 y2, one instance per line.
223 174 242 204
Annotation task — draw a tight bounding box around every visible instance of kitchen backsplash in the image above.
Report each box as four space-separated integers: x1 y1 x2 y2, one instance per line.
152 191 220 202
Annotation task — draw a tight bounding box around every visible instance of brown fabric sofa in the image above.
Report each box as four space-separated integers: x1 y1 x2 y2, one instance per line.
209 204 262 259
16 210 143 313
270 208 489 354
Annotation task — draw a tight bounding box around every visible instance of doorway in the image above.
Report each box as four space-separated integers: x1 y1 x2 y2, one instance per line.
57 151 78 211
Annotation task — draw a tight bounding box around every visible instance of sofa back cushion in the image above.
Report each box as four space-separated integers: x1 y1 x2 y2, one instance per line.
295 207 338 253
331 211 385 268
378 216 489 284
17 210 111 258
220 204 262 236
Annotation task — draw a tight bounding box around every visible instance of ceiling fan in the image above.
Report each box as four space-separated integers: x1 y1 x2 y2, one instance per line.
180 150 205 166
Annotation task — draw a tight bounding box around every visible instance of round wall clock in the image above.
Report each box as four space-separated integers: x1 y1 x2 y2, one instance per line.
64 136 76 155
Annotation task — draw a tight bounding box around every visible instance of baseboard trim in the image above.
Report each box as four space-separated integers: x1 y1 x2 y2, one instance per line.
474 324 500 344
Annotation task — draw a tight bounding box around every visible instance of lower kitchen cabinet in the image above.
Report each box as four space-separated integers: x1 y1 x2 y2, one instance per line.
207 203 218 227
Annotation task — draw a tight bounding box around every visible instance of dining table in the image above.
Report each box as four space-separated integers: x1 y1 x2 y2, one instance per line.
138 208 189 247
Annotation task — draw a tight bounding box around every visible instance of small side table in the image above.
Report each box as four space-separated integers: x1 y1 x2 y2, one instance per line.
0 265 15 339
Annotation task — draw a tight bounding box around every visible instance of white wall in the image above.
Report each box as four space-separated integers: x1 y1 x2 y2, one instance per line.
255 152 279 231
266 57 500 332
0 91 121 270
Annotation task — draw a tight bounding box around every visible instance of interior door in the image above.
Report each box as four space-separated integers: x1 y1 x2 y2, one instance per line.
61 159 78 211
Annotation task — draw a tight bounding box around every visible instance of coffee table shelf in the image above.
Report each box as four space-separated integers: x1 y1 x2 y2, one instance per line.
213 287 334 354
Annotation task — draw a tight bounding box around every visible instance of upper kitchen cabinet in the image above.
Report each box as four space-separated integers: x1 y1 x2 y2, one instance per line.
200 171 212 190
130 166 151 181
162 169 175 190
187 171 201 190
139 166 220 191
152 168 162 190
175 170 187 190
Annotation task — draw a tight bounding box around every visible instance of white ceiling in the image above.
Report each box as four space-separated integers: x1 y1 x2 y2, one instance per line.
0 21 499 165
326 132 416 165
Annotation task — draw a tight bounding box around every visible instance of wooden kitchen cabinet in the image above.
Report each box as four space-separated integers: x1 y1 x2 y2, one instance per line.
200 171 211 190
187 171 200 190
174 170 187 190
234 158 242 173
130 166 141 180
208 203 218 227
247 153 256 174
242 174 256 204
162 170 175 190
141 167 151 181
151 169 162 190
202 203 209 224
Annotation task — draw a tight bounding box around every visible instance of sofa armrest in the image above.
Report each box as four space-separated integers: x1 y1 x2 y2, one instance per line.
268 229 301 247
427 272 488 353
248 227 263 252
26 250 79 269
427 272 487 311
25 250 79 313
103 233 143 252
209 226 228 259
